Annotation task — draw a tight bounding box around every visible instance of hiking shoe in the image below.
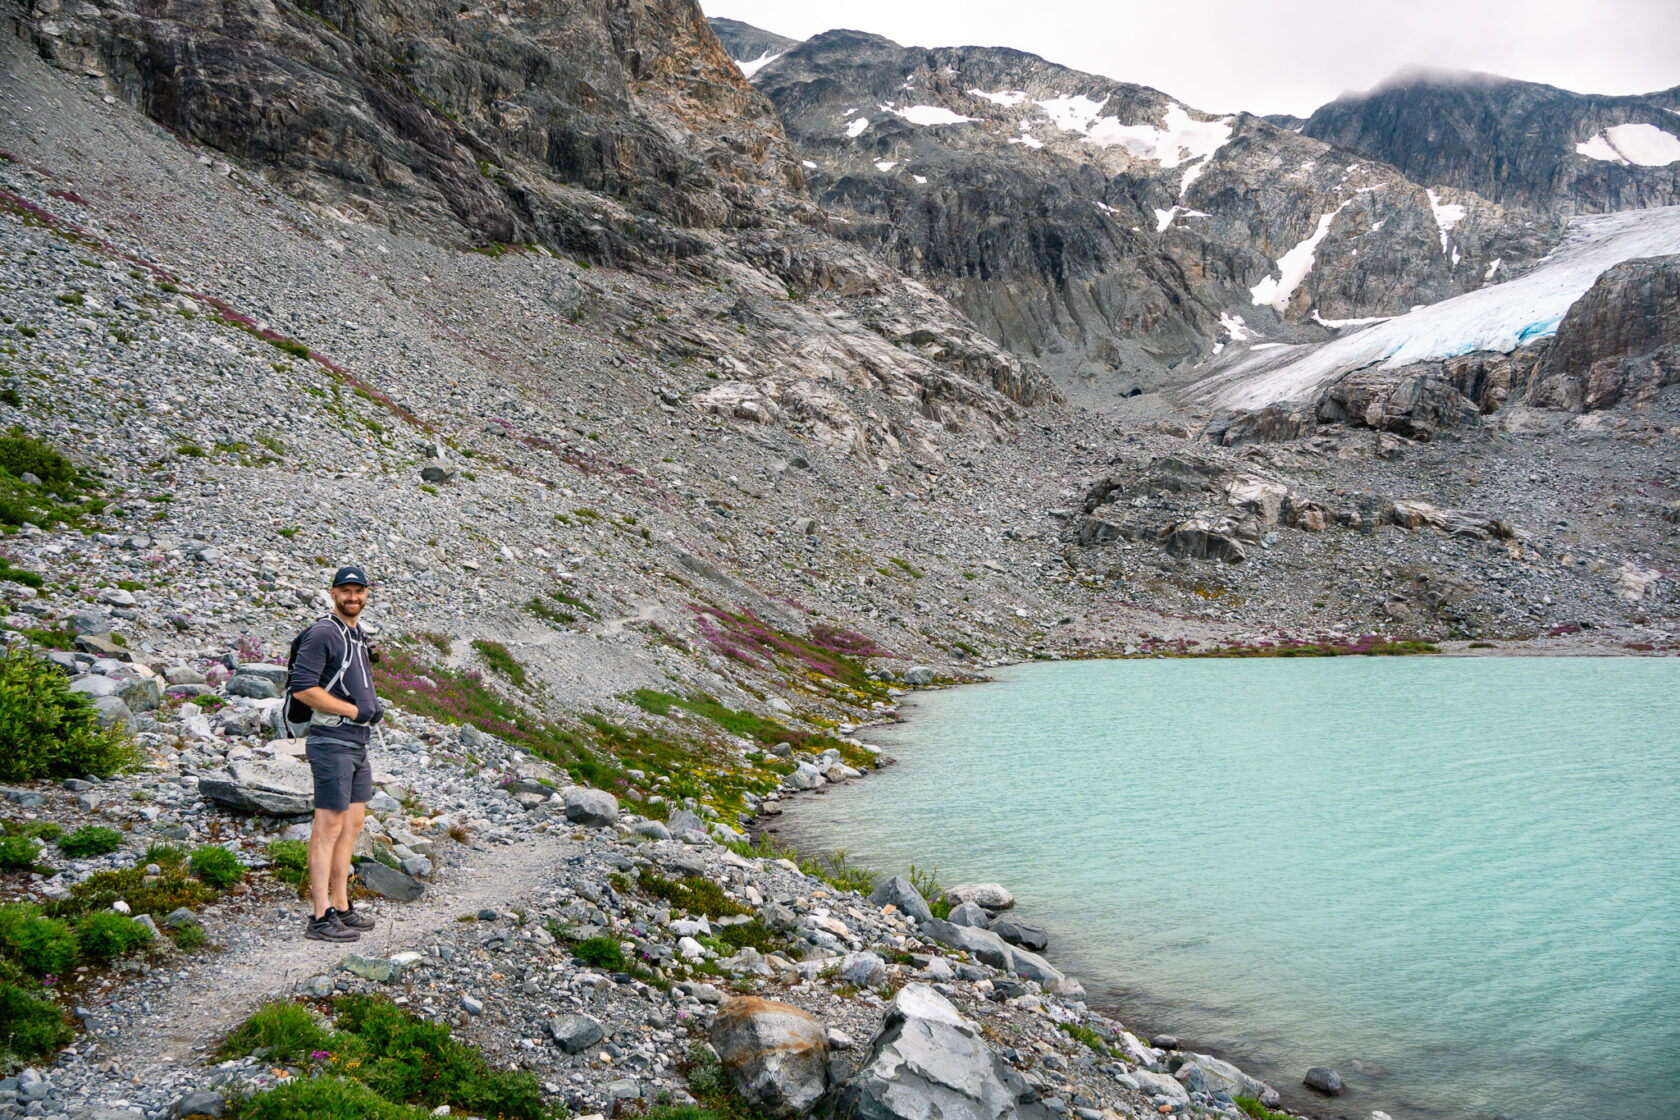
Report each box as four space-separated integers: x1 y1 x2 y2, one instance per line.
337 905 375 931
304 910 360 942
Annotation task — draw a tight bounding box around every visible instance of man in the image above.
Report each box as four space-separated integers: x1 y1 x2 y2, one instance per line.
290 565 385 942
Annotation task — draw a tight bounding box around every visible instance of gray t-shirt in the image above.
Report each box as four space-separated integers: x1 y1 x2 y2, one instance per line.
288 617 376 746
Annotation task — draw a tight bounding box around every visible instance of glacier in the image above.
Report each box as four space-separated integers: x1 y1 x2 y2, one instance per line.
1188 205 1680 411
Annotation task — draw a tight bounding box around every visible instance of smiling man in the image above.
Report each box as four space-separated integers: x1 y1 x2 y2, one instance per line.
289 565 385 942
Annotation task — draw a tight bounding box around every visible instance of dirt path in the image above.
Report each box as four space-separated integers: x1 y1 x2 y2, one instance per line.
100 831 578 1074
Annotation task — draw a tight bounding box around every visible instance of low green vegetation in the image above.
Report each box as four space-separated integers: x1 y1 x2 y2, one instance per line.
189 845 244 888
570 935 627 971
619 870 751 918
677 1041 777 1120
1234 1097 1295 1120
222 996 556 1120
268 839 310 888
1057 1021 1120 1059
77 910 154 960
0 981 73 1071
52 864 217 917
58 825 122 859
470 639 527 687
0 648 142 781
0 430 93 529
0 836 41 871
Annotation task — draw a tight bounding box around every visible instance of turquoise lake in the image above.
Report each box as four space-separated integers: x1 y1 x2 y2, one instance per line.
775 657 1680 1120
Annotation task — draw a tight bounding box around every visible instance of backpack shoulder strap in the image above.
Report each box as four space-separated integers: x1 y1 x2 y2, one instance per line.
321 616 355 693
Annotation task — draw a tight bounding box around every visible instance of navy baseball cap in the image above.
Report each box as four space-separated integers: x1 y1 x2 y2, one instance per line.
332 565 370 588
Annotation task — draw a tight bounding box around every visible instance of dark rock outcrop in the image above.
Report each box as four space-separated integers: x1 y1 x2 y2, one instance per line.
1302 67 1680 214
717 24 1557 391
1528 254 1680 409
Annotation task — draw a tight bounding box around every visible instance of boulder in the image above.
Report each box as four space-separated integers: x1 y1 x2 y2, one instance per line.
339 953 398 982
172 1088 227 1118
1303 1067 1344 1096
564 787 619 827
1131 1070 1189 1106
919 919 1083 997
838 951 888 988
549 1013 604 1054
948 901 990 927
197 759 315 816
352 857 424 901
226 673 280 699
1177 1053 1279 1106
90 695 133 727
833 983 1053 1120
119 677 163 712
945 883 1014 910
902 666 934 686
868 876 933 923
710 997 830 1117
1163 518 1247 563
1223 476 1288 525
781 762 825 791
666 808 704 835
1388 499 1446 530
988 914 1049 952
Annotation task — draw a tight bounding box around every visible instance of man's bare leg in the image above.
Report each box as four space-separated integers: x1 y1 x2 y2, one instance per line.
308 807 346 919
330 801 367 913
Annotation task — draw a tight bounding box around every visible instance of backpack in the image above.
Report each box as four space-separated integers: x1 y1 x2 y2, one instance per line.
277 616 354 738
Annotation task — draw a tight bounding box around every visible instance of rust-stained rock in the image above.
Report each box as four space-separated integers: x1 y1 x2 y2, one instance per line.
710 997 829 1117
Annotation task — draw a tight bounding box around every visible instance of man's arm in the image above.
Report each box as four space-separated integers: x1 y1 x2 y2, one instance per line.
293 686 358 719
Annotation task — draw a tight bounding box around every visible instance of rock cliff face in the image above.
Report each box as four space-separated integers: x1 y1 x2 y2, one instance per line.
10 0 1058 455
1528 254 1680 410
1302 68 1680 214
713 24 1560 393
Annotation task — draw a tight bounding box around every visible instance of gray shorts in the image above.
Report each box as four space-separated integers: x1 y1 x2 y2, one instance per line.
304 737 372 813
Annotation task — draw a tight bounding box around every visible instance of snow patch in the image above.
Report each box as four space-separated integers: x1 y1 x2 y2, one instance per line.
1036 99 1233 172
1425 189 1467 255
913 174 928 184
874 160 897 173
1155 206 1210 232
845 117 870 139
1197 205 1680 409
1484 257 1502 280
1219 312 1253 341
885 103 978 127
1249 201 1351 313
969 89 1031 108
1312 309 1392 329
1574 123 1680 166
734 51 782 79
801 160 817 169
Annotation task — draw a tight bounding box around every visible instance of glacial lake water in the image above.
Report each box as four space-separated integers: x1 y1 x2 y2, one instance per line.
775 657 1680 1120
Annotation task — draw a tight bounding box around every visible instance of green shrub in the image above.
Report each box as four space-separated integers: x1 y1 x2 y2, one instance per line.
268 840 310 887
189 845 244 888
169 920 208 950
571 936 627 972
469 639 526 687
715 919 781 954
0 649 141 781
217 1000 342 1063
0 905 79 977
1234 1097 1295 1120
334 995 546 1119
239 1076 431 1120
0 432 78 497
58 825 122 859
0 835 39 870
0 982 73 1065
77 911 153 960
630 872 750 918
60 867 215 916
143 842 186 868
21 821 63 842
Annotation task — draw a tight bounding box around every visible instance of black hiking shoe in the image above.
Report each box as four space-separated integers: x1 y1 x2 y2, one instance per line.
304 910 360 942
337 904 374 931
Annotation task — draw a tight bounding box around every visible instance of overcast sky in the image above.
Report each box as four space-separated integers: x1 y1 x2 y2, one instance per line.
708 0 1680 117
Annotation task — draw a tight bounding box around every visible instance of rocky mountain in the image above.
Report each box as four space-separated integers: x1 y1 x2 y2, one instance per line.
1301 67 1680 214
710 16 801 75
10 0 1059 461
712 23 1562 395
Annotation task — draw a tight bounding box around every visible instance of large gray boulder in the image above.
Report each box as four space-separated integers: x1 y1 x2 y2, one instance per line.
197 759 314 816
549 1014 604 1055
833 983 1053 1120
919 919 1084 998
1131 1070 1189 1106
947 901 990 927
352 857 424 901
1176 1053 1279 1106
868 876 933 923
988 914 1049 952
944 882 1014 910
226 673 280 699
710 997 829 1117
564 787 619 827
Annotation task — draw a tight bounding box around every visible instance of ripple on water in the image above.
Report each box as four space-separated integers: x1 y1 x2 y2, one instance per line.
777 656 1680 1120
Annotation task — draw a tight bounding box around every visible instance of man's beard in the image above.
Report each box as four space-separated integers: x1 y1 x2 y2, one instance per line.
338 599 363 618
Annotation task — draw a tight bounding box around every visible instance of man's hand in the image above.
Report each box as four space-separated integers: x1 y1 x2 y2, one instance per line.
356 698 385 726
294 686 357 720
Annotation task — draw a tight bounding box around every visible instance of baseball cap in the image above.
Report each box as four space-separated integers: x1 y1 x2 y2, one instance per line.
332 565 370 588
